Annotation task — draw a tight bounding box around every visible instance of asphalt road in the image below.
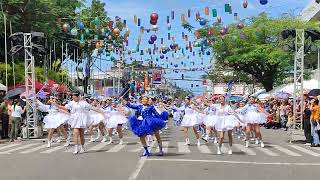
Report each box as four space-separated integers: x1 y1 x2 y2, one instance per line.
0 123 319 180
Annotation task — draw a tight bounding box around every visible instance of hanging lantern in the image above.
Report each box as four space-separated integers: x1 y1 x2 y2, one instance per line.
182 32 185 39
108 21 114 29
70 28 78 36
150 20 157 25
171 36 175 42
224 4 230 12
208 28 214 36
140 27 144 34
217 16 222 23
167 23 172 30
134 15 137 24
138 36 142 44
151 25 158 31
160 54 164 59
171 11 175 20
138 18 141 26
161 38 164 44
150 13 159 21
150 34 157 42
199 19 207 26
125 28 130 36
181 14 186 24
205 7 209 15
206 51 211 55
77 20 84 30
188 9 191 18
62 23 70 32
219 29 226 36
196 12 201 20
223 25 228 33
80 41 85 48
229 5 232 14
94 17 100 26
234 13 238 21
260 0 268 5
168 33 171 40
85 28 90 34
237 23 244 29
194 31 200 39
113 28 120 36
167 16 170 24
123 19 127 28
80 34 84 42
212 9 217 17
240 32 245 39
185 35 188 41
243 0 248 8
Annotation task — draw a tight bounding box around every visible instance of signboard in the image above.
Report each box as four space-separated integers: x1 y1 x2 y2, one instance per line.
213 83 245 95
152 69 162 85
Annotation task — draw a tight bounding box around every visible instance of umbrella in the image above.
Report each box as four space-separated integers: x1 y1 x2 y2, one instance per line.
0 83 6 91
274 91 291 99
257 93 271 100
4 88 24 99
308 89 320 97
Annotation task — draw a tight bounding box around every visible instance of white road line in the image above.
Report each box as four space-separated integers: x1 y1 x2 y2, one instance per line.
157 141 169 153
289 145 320 157
40 145 65 154
270 145 302 157
0 143 20 151
255 147 279 156
148 141 157 153
177 142 191 153
20 144 47 154
128 157 147 180
87 143 108 151
233 144 256 155
0 143 39 154
147 158 320 166
107 143 126 152
198 144 211 154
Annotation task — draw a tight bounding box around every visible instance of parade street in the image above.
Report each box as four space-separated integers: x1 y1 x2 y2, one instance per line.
0 125 318 180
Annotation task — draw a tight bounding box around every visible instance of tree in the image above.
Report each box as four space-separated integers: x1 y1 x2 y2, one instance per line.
197 13 319 91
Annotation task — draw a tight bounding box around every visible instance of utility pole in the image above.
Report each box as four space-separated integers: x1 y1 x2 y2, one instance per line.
2 4 8 92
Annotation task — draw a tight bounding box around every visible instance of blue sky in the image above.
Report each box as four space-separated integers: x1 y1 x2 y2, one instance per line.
78 0 310 94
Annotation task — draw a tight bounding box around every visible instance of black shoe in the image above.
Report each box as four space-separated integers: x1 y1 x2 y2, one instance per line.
311 144 317 147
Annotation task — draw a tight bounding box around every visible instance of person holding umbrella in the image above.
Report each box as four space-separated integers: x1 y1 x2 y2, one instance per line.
309 99 320 147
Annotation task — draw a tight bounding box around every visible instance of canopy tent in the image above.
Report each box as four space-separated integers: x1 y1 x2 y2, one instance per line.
271 79 318 95
0 83 6 91
8 81 44 92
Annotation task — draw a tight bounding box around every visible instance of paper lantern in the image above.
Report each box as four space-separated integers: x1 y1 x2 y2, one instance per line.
138 18 141 26
150 20 157 25
170 43 177 50
150 13 159 21
94 17 100 26
62 23 70 32
237 23 244 29
181 14 186 24
171 11 175 20
123 19 127 28
167 16 170 23
224 4 230 12
206 51 211 55
223 25 228 33
234 13 238 21
219 29 226 35
205 7 209 15
134 15 137 24
199 19 207 26
243 0 248 8
229 5 232 14
194 31 200 39
217 16 222 23
151 25 158 31
150 35 157 42
140 27 144 34
77 20 84 30
161 38 164 44
208 28 214 36
188 9 191 18
240 32 245 39
260 0 268 5
212 9 217 17
196 12 201 20
85 28 90 34
171 36 175 42
148 39 154 45
167 23 172 30
160 54 164 59
113 28 120 36
168 33 171 40
70 28 78 36
80 41 85 48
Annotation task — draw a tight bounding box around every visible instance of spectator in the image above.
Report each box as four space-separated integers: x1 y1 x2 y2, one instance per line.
310 99 320 147
303 101 312 145
0 99 10 139
9 99 25 142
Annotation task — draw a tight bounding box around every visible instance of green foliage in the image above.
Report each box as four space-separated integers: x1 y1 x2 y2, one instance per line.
197 13 319 91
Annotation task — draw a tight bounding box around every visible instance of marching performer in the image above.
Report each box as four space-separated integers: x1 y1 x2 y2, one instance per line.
88 99 107 143
125 95 166 156
37 97 70 148
202 99 218 143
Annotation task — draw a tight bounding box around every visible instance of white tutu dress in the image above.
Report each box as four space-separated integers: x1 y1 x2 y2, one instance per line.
65 101 92 128
214 104 237 132
241 104 267 124
89 108 105 126
179 105 202 127
106 109 128 128
37 101 69 129
203 105 217 127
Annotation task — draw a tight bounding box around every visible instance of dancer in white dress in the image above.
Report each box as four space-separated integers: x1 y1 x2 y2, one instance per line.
178 97 202 146
88 99 107 143
37 97 70 148
202 99 218 143
241 97 268 148
105 101 129 145
215 96 237 155
54 92 105 154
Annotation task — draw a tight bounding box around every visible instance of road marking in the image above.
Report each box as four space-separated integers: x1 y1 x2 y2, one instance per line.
128 157 147 180
255 147 279 156
0 143 21 151
40 145 65 154
147 158 320 166
233 144 256 155
148 141 157 153
270 145 301 156
0 143 39 154
108 143 126 152
177 142 191 153
157 141 169 153
289 145 320 157
198 144 211 153
87 143 108 151
20 144 47 154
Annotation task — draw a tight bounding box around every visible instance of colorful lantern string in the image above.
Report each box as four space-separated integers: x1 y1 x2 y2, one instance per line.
205 7 209 15
212 9 217 17
188 9 191 18
134 15 137 24
138 18 141 26
224 4 230 12
171 11 175 20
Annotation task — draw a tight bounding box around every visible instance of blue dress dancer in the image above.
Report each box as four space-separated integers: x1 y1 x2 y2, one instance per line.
126 96 166 156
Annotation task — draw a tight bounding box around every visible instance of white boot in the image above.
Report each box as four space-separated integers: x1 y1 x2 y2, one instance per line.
73 145 79 154
255 139 259 145
260 141 265 148
64 139 70 147
214 137 218 144
197 139 201 146
56 136 62 143
245 140 250 148
47 140 51 148
89 136 95 142
101 136 107 143
107 137 113 145
228 145 232 155
79 145 85 154
67 131 72 141
217 146 222 155
119 138 123 145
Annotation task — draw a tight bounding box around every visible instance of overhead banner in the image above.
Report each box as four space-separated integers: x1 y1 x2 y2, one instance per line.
152 69 162 85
